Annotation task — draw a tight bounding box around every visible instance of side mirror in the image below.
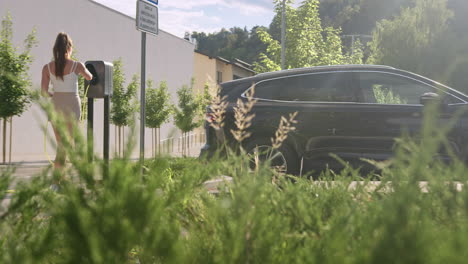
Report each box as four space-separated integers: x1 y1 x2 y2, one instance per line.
420 92 448 112
420 92 441 106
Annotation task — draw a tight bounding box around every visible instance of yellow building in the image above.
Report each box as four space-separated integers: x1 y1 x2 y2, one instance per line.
193 50 255 94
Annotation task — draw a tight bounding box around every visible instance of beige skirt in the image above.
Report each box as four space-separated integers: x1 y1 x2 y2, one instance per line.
52 92 81 120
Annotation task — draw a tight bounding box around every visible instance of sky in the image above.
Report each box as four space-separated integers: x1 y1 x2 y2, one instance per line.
93 0 277 37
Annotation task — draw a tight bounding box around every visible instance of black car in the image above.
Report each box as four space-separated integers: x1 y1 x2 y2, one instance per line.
200 65 468 175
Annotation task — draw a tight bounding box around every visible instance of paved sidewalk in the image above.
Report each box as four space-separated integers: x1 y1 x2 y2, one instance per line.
1 163 50 177
2 142 204 175
0 163 51 214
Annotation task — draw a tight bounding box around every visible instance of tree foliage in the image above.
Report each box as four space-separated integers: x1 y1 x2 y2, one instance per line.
188 0 468 85
0 13 37 119
198 82 212 116
191 26 268 64
367 0 468 93
110 58 139 127
0 12 37 163
145 80 172 129
173 79 201 134
319 0 413 35
173 79 203 156
253 0 363 73
368 0 453 76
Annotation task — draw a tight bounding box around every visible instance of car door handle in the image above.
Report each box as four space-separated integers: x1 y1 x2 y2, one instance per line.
328 128 337 135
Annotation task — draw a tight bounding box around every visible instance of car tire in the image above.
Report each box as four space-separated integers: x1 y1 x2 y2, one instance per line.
244 139 300 175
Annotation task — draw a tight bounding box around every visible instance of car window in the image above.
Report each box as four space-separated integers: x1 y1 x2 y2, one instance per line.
356 72 462 105
254 72 355 102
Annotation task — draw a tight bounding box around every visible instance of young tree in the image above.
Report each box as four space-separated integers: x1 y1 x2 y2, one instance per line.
0 13 37 164
110 58 139 156
198 82 212 115
173 79 201 156
111 58 125 156
192 82 214 147
253 0 363 73
145 80 172 156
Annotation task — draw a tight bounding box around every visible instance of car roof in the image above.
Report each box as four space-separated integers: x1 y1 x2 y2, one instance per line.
257 64 395 77
224 64 396 85
219 64 468 103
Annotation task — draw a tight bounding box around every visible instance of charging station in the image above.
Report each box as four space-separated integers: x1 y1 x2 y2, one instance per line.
84 61 113 176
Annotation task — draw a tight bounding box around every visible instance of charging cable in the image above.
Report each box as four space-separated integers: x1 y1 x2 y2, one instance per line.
80 83 91 122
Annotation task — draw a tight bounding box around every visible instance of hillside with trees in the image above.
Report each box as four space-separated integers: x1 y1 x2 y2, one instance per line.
191 0 468 92
191 26 268 65
253 0 363 73
368 0 468 92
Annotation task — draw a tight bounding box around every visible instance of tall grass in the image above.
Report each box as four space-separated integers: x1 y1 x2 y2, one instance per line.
1 96 468 263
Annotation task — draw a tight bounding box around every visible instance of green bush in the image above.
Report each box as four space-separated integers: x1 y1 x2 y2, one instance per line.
1 100 468 263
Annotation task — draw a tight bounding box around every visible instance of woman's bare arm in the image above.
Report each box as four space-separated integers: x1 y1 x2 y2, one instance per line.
41 64 52 97
77 62 93 81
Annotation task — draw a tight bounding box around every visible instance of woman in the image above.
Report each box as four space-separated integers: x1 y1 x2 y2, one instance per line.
41 32 93 168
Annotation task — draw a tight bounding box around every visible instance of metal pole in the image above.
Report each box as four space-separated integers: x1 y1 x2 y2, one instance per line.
2 118 6 164
9 117 12 164
140 32 146 167
281 0 286 70
87 98 94 162
104 95 110 178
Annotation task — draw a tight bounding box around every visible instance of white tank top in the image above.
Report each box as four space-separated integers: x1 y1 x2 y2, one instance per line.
48 61 79 93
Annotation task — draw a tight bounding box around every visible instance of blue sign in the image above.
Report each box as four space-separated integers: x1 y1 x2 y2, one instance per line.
146 0 158 5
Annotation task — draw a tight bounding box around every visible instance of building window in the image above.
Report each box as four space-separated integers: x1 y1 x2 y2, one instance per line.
217 71 222 84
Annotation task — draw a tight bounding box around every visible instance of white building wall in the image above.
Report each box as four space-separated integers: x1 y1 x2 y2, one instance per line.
0 0 195 162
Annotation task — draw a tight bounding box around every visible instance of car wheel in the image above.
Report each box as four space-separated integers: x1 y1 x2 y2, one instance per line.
244 139 299 175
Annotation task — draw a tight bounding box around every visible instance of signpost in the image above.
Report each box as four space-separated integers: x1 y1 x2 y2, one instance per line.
136 0 159 36
136 0 158 168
